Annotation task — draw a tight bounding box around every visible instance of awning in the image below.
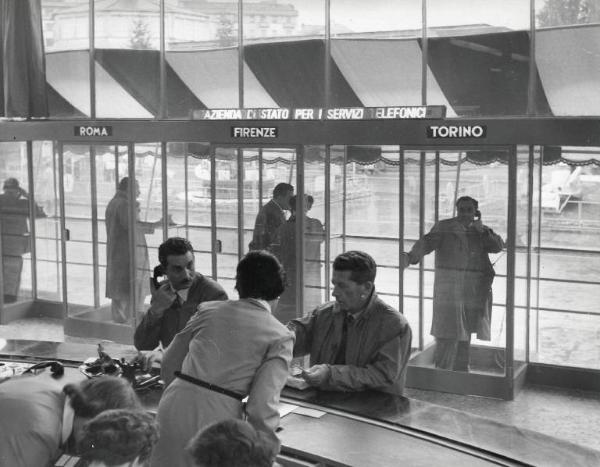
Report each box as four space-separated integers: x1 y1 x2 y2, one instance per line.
425 31 552 116
331 39 456 116
536 26 600 116
244 39 362 107
166 48 277 108
95 49 205 117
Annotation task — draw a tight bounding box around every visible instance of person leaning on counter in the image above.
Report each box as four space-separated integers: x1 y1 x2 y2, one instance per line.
287 250 412 395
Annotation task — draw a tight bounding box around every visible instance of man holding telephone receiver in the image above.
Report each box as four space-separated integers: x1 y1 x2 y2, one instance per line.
402 196 504 371
134 237 227 351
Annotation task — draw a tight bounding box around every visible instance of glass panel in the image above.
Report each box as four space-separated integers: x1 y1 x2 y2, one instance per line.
285 0 324 40
528 147 542 362
165 2 239 115
244 147 296 323
427 0 531 117
166 143 213 277
33 141 61 302
63 144 94 313
0 143 34 305
331 0 420 37
214 147 240 299
303 148 327 316
95 145 123 315
514 146 531 363
94 1 160 118
531 146 600 367
43 0 91 118
134 144 164 321
535 3 600 116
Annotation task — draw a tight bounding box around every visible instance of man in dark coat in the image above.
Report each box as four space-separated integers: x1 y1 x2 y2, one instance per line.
403 196 504 371
248 182 294 254
0 178 46 303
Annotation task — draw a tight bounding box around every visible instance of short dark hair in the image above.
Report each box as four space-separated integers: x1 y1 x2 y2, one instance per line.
272 182 293 199
235 250 285 300
187 419 275 467
456 196 478 209
159 237 194 266
77 409 159 466
333 250 377 284
63 376 141 419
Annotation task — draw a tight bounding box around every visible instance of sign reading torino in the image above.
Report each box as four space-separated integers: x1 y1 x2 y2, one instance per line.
231 127 278 138
74 125 113 137
427 125 486 138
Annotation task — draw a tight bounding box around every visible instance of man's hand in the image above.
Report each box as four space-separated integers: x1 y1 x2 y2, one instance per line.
400 252 411 269
301 364 331 387
148 284 177 319
131 350 162 372
472 219 486 233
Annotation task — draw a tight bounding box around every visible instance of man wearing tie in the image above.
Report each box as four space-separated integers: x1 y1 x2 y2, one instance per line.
287 251 412 395
134 237 227 351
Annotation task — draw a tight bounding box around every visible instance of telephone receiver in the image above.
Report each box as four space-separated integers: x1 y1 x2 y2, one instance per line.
474 210 482 221
151 264 166 289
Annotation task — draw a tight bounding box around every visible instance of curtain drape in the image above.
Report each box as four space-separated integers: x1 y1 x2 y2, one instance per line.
0 0 47 118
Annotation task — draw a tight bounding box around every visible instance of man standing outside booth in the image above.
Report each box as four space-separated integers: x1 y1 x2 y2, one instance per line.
0 178 46 303
105 177 162 324
249 182 294 254
402 196 505 371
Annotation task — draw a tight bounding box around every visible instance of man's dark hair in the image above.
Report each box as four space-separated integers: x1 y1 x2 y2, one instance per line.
77 409 159 466
63 376 141 419
333 250 377 284
159 237 194 266
187 419 275 467
235 250 285 300
272 182 293 199
456 196 478 209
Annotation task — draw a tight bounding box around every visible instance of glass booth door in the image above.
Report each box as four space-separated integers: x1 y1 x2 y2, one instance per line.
400 146 522 399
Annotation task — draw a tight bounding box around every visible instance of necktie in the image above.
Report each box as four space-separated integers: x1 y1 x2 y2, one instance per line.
334 313 352 365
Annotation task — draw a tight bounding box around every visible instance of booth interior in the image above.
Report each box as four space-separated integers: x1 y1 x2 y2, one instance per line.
1 120 599 403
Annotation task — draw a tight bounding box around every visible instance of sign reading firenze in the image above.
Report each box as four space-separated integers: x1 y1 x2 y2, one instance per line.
194 105 446 121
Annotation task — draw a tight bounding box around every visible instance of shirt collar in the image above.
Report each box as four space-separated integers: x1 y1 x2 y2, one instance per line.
333 289 377 321
169 280 192 303
246 298 272 313
61 396 74 446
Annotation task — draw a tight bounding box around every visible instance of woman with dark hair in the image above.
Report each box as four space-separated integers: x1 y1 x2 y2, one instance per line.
152 251 294 467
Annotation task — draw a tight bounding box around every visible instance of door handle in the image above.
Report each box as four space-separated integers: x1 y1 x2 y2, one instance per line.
216 239 222 253
64 229 70 241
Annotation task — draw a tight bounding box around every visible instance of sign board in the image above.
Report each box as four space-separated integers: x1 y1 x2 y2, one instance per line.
74 125 113 137
427 125 486 138
231 127 278 138
194 105 446 121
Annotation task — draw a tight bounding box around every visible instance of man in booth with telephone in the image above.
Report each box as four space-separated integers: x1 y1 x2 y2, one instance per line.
134 237 228 351
402 196 504 372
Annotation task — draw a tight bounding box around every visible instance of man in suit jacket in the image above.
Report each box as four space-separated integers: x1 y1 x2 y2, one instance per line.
248 182 294 254
134 237 227 350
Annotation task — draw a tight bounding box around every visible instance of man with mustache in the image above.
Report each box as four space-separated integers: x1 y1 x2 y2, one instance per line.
134 237 227 351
